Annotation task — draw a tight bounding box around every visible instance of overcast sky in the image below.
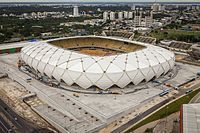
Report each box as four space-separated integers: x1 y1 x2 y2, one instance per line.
0 0 199 3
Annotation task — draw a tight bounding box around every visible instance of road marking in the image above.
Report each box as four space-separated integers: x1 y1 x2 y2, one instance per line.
0 102 23 129
195 96 200 103
0 120 9 132
0 125 7 133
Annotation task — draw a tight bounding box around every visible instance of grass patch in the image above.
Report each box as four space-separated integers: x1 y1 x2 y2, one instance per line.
149 29 200 43
144 128 154 133
125 88 200 132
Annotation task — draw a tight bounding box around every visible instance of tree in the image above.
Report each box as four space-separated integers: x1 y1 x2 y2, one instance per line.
0 34 5 43
163 32 168 37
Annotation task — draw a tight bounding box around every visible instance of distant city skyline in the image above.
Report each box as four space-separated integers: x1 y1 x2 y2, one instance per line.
0 0 199 3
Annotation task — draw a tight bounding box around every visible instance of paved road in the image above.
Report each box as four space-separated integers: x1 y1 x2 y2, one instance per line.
0 98 34 132
0 115 11 133
190 92 200 103
113 81 200 133
0 98 51 133
112 99 171 133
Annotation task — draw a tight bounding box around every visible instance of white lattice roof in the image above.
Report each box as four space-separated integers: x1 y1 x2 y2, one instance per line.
21 36 175 90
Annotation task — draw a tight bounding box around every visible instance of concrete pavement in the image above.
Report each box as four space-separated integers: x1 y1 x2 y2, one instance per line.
1 53 199 133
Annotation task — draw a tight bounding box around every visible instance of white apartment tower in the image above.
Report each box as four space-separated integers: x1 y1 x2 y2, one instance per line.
151 0 161 12
110 11 115 20
128 12 133 19
134 9 142 27
131 5 136 10
103 11 109 20
145 11 153 27
124 11 128 19
73 6 79 17
134 9 153 27
118 12 123 20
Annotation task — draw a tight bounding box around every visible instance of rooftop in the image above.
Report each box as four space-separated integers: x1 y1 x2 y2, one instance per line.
182 103 200 133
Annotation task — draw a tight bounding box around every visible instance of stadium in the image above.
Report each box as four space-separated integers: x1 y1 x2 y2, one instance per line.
21 36 175 90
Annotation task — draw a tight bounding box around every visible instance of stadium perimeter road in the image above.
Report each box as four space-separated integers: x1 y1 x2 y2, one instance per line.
190 92 200 103
0 98 51 133
112 82 200 133
0 115 11 133
0 98 36 132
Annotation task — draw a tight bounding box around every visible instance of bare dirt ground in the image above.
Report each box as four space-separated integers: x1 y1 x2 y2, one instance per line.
175 55 187 61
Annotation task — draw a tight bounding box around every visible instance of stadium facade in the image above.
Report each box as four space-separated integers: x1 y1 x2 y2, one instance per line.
21 36 175 90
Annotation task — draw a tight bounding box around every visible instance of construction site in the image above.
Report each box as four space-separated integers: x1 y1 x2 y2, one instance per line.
0 40 200 133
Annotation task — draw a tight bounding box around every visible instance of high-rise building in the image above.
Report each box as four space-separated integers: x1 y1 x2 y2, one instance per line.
192 5 196 10
151 3 161 12
128 12 133 19
103 11 109 20
73 6 79 17
192 5 200 10
110 11 115 20
134 8 142 27
151 0 161 12
134 8 154 27
131 5 136 10
145 11 153 27
196 5 200 11
124 11 128 19
118 12 123 20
